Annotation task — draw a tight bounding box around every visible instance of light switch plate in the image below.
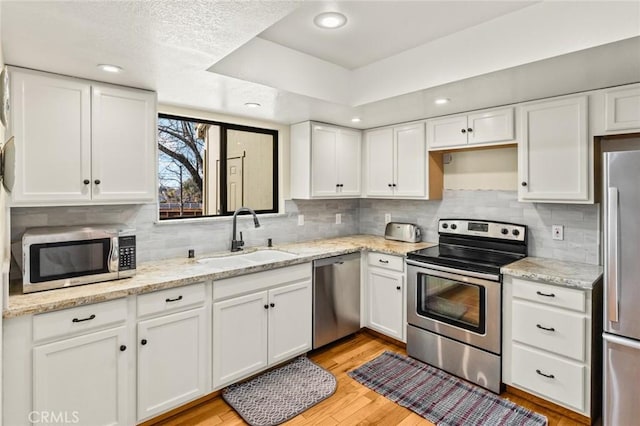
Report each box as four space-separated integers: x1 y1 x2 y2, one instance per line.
298 214 304 226
336 213 342 224
385 213 391 224
552 225 564 241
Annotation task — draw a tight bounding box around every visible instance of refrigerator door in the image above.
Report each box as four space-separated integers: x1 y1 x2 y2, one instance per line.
603 333 640 425
604 150 640 340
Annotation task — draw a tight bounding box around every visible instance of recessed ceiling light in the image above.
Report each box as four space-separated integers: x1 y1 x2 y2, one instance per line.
351 117 361 123
244 102 261 108
434 98 450 105
97 64 123 73
314 12 347 29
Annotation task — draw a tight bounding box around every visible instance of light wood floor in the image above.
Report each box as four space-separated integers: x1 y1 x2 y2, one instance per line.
152 331 585 426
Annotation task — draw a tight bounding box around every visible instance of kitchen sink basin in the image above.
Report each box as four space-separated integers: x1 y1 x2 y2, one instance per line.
197 249 297 268
240 250 297 263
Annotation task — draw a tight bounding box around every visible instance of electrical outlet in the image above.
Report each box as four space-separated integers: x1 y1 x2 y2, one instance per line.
552 225 564 241
297 214 304 226
336 213 342 224
384 213 391 224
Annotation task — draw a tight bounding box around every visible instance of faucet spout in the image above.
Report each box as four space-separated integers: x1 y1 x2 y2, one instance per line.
231 207 261 252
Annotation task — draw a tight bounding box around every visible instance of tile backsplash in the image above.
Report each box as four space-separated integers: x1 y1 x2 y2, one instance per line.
10 190 600 266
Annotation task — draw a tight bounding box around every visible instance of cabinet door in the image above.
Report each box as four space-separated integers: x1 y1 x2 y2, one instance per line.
467 107 514 145
426 115 467 149
33 326 129 426
137 307 208 421
364 128 394 197
91 85 156 202
367 268 404 340
519 96 589 202
268 280 312 365
336 128 362 196
605 85 640 131
394 123 426 197
212 292 268 388
311 125 338 196
10 70 91 204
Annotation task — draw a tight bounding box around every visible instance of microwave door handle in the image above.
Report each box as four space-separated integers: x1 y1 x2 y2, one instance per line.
607 187 619 323
109 237 119 273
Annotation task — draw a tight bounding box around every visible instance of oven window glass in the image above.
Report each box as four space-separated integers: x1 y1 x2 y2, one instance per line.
30 239 111 283
417 274 486 334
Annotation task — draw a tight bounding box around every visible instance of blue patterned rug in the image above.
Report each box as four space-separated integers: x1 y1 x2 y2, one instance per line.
222 357 336 426
349 351 547 426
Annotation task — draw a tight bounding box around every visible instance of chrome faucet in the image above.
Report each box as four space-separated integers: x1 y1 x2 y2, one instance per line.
231 207 261 252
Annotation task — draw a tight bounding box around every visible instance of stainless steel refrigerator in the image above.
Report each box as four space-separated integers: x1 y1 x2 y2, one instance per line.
603 142 640 425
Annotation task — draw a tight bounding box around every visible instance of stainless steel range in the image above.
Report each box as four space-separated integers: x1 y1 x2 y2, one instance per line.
406 219 527 393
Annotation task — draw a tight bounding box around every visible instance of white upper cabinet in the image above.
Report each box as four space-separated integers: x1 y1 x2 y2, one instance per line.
604 84 640 132
519 95 590 203
364 122 433 199
426 107 514 150
91 84 156 202
290 121 361 199
8 67 157 206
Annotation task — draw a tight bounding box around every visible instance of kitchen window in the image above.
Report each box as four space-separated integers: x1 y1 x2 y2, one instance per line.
158 114 278 220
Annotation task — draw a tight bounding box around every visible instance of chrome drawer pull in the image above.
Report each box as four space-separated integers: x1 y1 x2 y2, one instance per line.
536 324 555 332
165 295 183 303
378 259 389 264
72 314 96 323
536 291 555 298
535 369 555 379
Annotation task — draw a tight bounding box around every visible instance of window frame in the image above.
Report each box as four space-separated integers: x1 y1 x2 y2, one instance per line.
158 113 279 220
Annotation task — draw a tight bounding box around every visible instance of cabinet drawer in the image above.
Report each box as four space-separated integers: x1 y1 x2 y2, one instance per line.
512 278 585 312
512 300 586 361
33 298 127 342
137 283 206 318
512 344 585 412
368 252 403 272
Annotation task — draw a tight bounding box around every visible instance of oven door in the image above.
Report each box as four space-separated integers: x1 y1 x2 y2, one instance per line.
407 262 501 354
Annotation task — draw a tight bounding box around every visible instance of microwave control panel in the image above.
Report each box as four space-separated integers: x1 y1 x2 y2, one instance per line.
118 235 136 270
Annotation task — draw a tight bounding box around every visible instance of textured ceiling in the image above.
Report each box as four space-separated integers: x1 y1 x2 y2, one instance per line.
1 1 639 129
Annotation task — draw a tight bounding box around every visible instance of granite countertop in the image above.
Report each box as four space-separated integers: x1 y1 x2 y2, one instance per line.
5 235 434 318
501 256 603 290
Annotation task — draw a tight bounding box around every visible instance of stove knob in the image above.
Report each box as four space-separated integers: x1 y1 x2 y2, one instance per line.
450 224 457 230
512 229 520 236
442 223 448 229
501 228 509 235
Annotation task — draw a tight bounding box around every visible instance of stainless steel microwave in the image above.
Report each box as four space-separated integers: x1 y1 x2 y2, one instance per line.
17 225 136 293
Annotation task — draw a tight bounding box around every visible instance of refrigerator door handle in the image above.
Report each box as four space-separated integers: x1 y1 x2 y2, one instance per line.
603 332 640 350
607 187 620 323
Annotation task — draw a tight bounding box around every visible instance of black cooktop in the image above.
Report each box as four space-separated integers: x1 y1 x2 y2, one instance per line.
406 244 525 276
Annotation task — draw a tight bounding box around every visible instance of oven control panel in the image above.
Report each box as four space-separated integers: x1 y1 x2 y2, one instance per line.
439 219 526 242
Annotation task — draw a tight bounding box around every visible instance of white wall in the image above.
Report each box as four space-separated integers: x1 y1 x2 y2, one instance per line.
443 146 518 191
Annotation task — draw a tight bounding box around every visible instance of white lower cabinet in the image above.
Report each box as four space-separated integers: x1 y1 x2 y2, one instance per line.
137 306 209 421
33 326 129 426
212 264 313 389
503 275 600 418
366 253 405 341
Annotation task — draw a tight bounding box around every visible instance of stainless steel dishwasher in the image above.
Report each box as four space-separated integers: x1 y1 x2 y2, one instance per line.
313 253 361 349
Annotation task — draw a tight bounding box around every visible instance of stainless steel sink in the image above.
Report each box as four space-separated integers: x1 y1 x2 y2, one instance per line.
197 249 297 268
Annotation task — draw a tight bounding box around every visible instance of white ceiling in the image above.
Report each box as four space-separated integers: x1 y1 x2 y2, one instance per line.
258 1 537 70
1 1 640 129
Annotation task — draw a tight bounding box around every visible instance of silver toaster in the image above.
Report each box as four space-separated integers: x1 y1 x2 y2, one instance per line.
384 222 422 243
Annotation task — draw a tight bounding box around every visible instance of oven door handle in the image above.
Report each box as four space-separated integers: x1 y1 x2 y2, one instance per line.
405 260 500 283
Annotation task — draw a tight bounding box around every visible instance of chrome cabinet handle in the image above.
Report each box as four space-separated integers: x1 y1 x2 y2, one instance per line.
608 187 620 323
536 324 555 332
536 291 555 298
536 369 555 379
72 314 96 323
